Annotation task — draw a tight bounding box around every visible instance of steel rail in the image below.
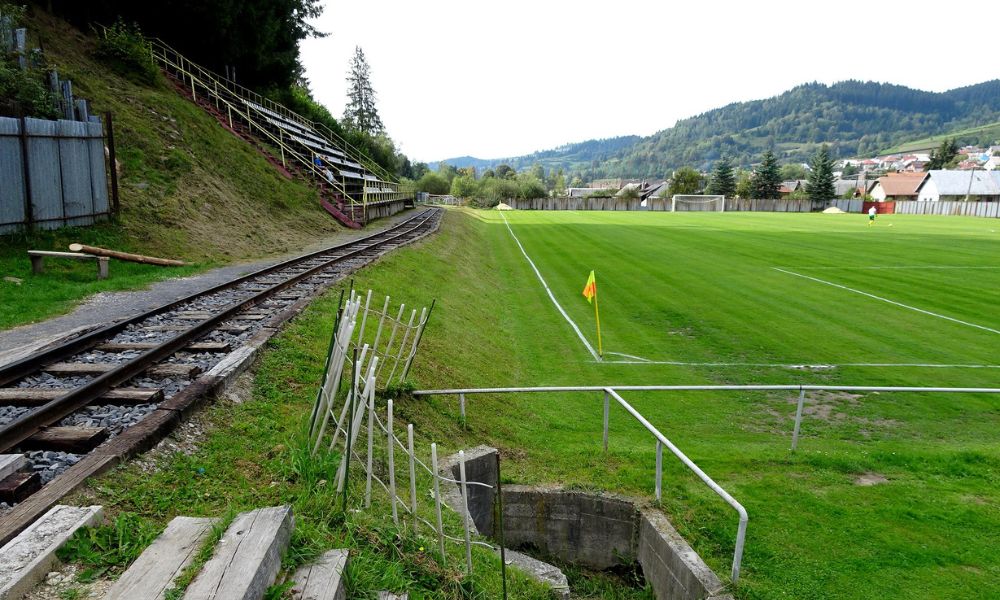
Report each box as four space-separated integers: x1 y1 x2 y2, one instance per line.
0 209 440 452
0 209 434 387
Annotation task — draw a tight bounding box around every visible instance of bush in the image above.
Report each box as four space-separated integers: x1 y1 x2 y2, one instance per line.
415 172 449 195
0 62 59 118
94 20 158 84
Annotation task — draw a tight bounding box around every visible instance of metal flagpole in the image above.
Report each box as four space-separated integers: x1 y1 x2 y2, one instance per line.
593 273 603 359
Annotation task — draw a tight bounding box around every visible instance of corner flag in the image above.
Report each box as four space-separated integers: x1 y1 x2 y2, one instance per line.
582 270 602 357
582 270 597 303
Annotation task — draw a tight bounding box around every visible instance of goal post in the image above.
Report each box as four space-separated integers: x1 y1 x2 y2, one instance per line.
671 195 726 212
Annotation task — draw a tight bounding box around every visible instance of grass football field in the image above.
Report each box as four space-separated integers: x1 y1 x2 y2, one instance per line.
381 208 1000 598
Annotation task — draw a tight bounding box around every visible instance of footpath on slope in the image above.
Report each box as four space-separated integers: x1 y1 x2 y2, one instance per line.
0 211 417 368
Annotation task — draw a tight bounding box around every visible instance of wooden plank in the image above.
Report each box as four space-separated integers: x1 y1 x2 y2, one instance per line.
290 549 348 600
233 314 267 321
105 517 216 600
0 387 163 407
149 364 202 379
45 362 201 379
23 426 110 453
26 250 96 260
0 505 104 599
0 455 117 547
0 454 27 481
183 506 293 600
0 472 41 503
97 341 232 353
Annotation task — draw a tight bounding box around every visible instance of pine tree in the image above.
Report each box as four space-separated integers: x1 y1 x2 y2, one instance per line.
751 150 782 199
343 47 383 135
806 144 835 201
707 156 736 198
925 138 959 171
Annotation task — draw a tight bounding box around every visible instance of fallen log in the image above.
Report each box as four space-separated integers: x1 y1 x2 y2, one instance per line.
67 243 186 267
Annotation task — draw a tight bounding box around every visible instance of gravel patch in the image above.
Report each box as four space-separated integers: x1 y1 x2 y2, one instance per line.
25 451 82 484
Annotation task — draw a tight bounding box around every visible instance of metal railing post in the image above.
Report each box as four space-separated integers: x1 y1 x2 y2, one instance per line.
791 388 806 451
459 393 466 426
655 441 663 501
365 389 374 508
407 423 418 534
603 390 610 452
387 399 398 525
459 450 473 574
431 443 446 562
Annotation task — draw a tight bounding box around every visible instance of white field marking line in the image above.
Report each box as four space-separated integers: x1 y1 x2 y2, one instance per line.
605 351 653 362
600 360 1000 369
773 267 1000 335
499 212 601 361
777 265 1000 270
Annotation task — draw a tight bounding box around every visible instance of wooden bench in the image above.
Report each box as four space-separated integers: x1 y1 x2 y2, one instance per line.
27 250 109 280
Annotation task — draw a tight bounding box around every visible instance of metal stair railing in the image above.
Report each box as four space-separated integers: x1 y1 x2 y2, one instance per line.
146 36 404 201
144 38 361 213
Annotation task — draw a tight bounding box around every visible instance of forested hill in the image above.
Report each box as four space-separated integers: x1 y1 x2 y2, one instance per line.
441 80 1000 179
433 135 640 174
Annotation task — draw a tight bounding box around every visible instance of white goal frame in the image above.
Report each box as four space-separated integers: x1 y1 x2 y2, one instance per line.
671 195 726 212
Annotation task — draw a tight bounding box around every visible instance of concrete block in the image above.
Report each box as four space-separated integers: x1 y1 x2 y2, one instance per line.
0 504 104 600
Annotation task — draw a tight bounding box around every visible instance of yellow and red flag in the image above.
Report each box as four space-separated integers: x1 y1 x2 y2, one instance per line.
582 270 597 304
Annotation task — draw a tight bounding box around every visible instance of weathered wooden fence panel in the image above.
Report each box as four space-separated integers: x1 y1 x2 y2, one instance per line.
0 116 110 233
893 200 999 218
0 118 26 234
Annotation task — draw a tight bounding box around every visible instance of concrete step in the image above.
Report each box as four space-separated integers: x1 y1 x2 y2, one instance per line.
0 504 104 599
377 593 408 600
183 506 293 600
289 549 348 600
104 516 215 600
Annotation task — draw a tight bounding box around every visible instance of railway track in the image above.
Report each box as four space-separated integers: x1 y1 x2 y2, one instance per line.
0 207 441 535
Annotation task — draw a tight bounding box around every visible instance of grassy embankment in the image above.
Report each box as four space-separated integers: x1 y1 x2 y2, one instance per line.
881 120 1000 154
1 9 344 330
75 208 999 598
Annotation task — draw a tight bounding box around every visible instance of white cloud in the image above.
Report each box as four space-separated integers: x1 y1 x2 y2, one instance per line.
300 0 1000 162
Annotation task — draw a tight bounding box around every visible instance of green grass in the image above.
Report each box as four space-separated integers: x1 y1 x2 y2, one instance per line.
77 209 1000 598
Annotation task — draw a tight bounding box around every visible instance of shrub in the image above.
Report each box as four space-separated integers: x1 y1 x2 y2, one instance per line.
94 19 158 84
0 61 59 118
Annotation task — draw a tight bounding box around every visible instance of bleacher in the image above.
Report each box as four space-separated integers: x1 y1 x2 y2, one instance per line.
143 37 413 227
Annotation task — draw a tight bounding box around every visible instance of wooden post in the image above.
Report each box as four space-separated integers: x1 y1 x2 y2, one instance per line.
18 116 33 231
14 28 26 69
104 112 120 215
60 80 74 120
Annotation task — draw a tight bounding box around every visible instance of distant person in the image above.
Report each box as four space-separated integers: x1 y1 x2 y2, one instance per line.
868 205 877 227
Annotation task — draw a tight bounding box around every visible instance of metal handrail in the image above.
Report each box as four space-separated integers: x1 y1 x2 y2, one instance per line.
146 36 401 190
148 42 354 202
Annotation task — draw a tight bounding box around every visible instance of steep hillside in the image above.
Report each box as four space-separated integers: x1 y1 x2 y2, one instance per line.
22 9 342 262
440 80 1000 179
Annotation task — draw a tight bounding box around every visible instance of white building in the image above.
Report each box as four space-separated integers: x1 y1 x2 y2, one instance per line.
916 170 1000 202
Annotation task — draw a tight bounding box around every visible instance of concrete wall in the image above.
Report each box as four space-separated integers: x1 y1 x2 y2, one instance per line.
502 486 638 570
365 199 406 221
442 447 732 600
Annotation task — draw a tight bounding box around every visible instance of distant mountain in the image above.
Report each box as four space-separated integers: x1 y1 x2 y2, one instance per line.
435 80 1000 179
431 136 641 174
881 120 1000 154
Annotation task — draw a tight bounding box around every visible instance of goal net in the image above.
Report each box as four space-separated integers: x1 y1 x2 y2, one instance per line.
671 195 726 212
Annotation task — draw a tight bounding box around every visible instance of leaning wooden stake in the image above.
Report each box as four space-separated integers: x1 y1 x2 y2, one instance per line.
68 243 186 266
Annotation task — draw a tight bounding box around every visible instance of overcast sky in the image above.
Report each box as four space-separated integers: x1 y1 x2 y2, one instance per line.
300 0 999 163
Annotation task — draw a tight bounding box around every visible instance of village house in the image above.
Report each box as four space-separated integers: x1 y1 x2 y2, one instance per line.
916 170 1000 202
868 172 927 201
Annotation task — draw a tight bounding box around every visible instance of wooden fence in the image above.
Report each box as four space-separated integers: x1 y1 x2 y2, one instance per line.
0 116 113 234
